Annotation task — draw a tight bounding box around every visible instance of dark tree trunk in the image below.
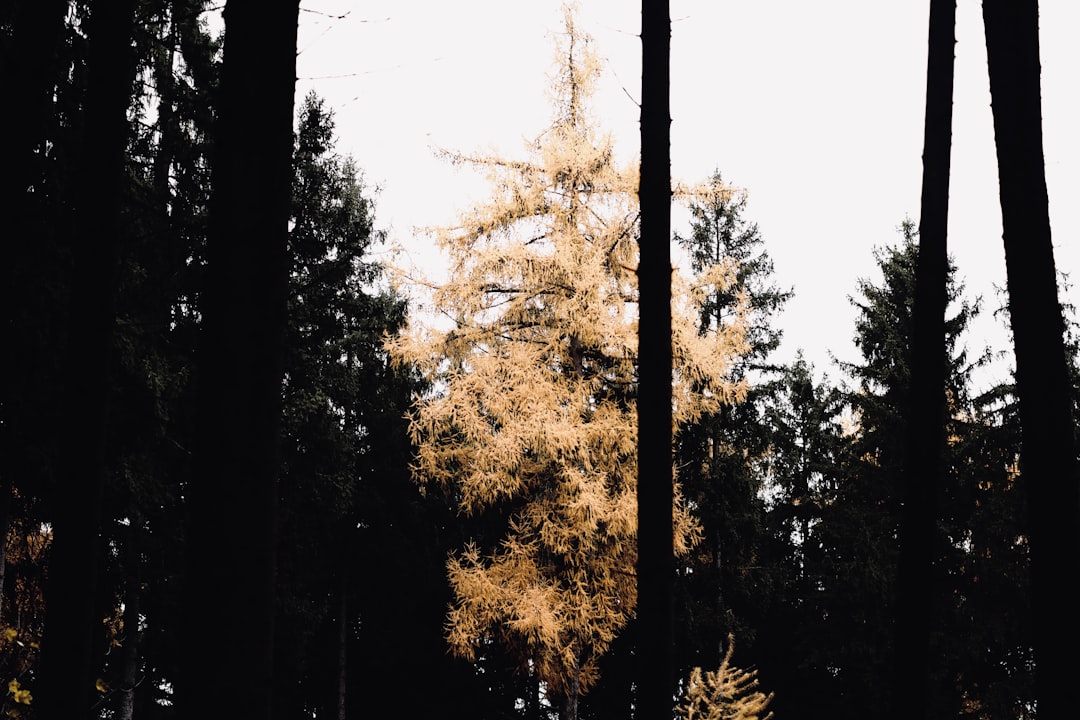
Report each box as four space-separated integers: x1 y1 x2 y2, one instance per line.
337 584 348 720
982 2 1080 718
894 2 955 719
0 478 11 623
35 0 137 717
0 0 69 619
179 1 299 718
0 0 68 203
638 1 673 719
117 516 143 720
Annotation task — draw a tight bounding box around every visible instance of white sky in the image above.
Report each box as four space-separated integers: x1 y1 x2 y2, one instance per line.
293 0 1080 392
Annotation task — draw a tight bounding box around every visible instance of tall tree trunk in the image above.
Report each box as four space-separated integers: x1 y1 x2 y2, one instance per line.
638 1 673 719
35 0 137 716
179 1 299 718
982 3 1080 718
894 2 955 719
0 0 69 623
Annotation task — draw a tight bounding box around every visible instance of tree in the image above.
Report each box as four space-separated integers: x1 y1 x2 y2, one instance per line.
676 635 773 720
750 356 846 719
638 0 674 718
388 7 748 718
797 227 980 720
982 3 1080 716
272 91 424 720
180 0 300 717
36 1 139 716
671 173 791 683
676 174 791 371
894 1 956 716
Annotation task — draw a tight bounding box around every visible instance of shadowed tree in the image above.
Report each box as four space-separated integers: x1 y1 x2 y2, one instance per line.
638 0 673 718
35 1 139 716
893 1 955 717
179 0 300 717
0 0 70 630
982 2 1080 716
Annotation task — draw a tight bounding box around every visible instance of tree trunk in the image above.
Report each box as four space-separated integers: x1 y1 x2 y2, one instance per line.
179 1 299 718
117 516 143 720
0 1 69 628
0 479 11 623
982 3 1080 718
337 585 348 720
894 2 955 719
638 1 673 719
35 0 137 716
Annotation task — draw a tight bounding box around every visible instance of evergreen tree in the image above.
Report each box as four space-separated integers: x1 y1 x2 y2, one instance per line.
670 173 792 686
792 224 980 719
272 92 423 720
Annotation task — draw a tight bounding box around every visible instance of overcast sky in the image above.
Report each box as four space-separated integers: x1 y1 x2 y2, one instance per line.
291 0 1080 392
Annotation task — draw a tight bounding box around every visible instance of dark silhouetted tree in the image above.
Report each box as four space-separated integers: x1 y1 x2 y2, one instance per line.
894 2 956 717
638 0 674 718
982 2 1080 716
180 1 300 717
36 1 139 716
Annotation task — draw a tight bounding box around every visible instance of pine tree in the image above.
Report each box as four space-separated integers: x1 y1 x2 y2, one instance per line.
388 7 748 717
803 224 980 719
671 172 791 681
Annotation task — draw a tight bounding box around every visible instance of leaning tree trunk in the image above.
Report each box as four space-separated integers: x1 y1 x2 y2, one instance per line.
982 3 1080 718
638 1 673 719
894 2 956 719
35 0 137 716
179 1 299 718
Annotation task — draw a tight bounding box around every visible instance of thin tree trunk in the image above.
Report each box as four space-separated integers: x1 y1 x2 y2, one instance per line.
638 1 673 719
0 480 12 624
179 1 299 717
36 0 137 716
894 2 955 719
982 3 1080 718
117 516 143 720
337 585 347 720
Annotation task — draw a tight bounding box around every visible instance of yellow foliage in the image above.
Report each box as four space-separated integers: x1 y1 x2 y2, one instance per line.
677 636 774 720
5 680 30 706
387 2 749 705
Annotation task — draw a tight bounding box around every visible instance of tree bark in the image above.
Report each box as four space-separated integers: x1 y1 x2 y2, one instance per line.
894 2 955 718
638 1 673 719
179 1 299 718
35 0 137 716
982 3 1080 718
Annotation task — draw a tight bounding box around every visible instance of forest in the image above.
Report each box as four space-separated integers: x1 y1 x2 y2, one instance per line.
0 1 1077 719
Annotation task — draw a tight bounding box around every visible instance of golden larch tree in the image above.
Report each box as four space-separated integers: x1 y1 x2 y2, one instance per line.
388 6 749 715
